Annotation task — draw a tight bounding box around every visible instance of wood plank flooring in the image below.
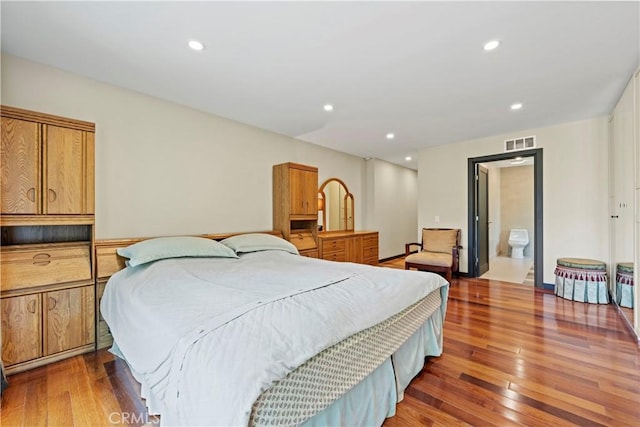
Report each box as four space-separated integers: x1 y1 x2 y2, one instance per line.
1 262 638 426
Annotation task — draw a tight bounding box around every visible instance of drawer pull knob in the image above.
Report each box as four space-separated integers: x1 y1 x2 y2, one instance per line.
27 299 37 314
48 297 57 310
48 188 57 202
32 253 51 266
27 187 36 202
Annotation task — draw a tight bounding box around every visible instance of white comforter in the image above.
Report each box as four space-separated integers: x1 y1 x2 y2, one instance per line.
100 250 448 426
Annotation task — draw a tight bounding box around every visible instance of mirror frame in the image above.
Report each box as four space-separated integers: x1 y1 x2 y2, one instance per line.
318 178 355 231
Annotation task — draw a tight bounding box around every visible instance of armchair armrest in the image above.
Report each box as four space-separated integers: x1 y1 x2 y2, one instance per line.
452 245 462 272
405 242 422 257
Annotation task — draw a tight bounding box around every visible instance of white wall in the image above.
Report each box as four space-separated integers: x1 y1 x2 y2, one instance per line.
365 159 418 259
487 167 501 257
611 67 640 337
418 117 609 284
1 54 371 241
499 165 534 258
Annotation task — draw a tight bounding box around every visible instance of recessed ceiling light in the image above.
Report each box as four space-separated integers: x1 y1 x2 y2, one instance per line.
386 133 395 140
511 103 523 110
405 156 412 161
483 40 501 51
323 104 334 112
188 40 205 51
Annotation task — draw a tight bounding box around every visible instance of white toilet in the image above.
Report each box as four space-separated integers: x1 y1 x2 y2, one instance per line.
508 229 529 259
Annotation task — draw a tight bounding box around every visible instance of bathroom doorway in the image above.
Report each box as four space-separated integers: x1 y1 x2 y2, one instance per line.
467 149 544 288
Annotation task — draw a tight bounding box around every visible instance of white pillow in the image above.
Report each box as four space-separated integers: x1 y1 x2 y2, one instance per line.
220 233 299 255
117 236 238 267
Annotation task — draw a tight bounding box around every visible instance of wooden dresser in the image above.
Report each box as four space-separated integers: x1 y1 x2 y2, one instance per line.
318 231 379 265
1 106 96 374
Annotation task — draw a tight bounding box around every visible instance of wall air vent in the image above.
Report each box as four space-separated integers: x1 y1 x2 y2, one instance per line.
504 136 535 152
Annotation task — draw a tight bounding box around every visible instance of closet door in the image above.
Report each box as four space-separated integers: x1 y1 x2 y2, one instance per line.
0 117 40 214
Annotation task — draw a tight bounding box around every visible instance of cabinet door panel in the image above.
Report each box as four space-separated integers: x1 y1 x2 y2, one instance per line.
85 131 95 214
303 170 318 215
1 294 42 365
1 117 40 214
44 286 95 355
289 168 318 215
346 237 362 263
45 125 85 214
289 168 307 215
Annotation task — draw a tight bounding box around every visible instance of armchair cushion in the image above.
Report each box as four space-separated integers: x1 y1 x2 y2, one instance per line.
422 229 458 254
405 251 453 268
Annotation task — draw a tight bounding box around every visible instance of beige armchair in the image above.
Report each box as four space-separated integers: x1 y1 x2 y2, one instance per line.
405 228 461 282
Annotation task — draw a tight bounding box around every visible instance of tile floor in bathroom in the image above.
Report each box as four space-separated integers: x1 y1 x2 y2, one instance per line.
480 255 534 285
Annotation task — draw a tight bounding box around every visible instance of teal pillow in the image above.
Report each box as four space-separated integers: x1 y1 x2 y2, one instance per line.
117 236 238 267
220 233 299 255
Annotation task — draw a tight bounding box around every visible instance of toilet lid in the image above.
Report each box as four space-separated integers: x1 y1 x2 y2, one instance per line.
557 258 606 271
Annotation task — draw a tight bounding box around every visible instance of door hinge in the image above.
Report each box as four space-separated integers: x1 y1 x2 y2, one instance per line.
476 215 479 221
475 174 479 181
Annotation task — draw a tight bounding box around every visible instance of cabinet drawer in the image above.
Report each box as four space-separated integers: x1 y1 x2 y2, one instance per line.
290 230 317 251
321 238 345 254
1 243 91 292
96 246 127 279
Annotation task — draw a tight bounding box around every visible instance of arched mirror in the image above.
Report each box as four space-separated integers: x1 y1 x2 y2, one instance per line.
318 178 354 231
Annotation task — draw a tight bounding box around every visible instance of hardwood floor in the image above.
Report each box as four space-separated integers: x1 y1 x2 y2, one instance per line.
384 276 639 427
1 263 638 426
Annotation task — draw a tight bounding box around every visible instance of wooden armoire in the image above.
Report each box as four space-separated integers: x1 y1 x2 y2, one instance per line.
272 162 319 257
0 106 96 374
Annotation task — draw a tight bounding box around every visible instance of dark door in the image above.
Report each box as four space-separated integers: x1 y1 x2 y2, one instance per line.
476 165 489 275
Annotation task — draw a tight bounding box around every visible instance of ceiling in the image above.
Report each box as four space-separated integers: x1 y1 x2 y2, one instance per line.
2 2 638 170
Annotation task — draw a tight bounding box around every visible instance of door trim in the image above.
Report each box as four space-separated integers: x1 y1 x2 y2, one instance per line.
467 148 544 287
477 164 490 276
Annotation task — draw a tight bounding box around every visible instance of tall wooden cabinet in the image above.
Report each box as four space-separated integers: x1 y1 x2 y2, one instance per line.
0 106 96 374
273 163 319 257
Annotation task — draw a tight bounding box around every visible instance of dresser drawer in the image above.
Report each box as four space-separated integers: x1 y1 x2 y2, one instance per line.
300 249 319 258
363 245 378 259
1 243 92 292
321 238 345 254
322 252 346 262
362 234 378 248
363 256 378 266
98 318 110 337
97 319 113 349
96 279 113 349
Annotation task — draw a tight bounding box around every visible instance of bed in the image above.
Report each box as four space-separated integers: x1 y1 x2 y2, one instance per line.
100 233 449 426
